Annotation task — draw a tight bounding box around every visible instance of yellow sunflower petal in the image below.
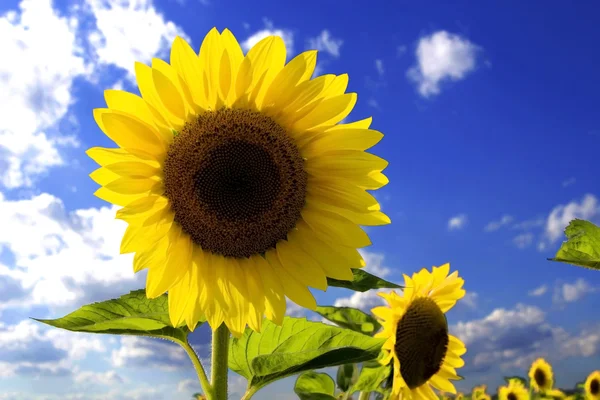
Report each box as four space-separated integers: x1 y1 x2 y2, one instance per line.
301 208 371 248
265 249 316 310
263 50 317 110
86 147 158 166
253 254 285 325
97 110 166 155
276 240 328 290
301 128 384 157
170 36 208 110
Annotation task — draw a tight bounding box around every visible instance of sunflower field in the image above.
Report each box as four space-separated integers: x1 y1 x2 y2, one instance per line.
31 27 600 400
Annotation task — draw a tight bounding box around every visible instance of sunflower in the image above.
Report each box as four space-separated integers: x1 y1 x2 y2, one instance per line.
479 395 492 400
455 392 464 400
88 28 390 337
498 380 530 400
529 358 554 393
472 385 488 400
371 263 467 400
585 371 600 400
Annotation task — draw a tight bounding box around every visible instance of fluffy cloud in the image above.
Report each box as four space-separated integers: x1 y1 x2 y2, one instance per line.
0 320 105 378
448 214 468 231
334 289 387 312
513 233 533 249
544 194 599 242
111 336 188 371
74 370 124 386
528 284 548 297
306 30 343 58
241 18 293 56
375 59 384 76
484 215 513 232
0 193 145 311
407 31 479 97
0 0 86 188
553 278 596 304
451 303 600 373
85 0 189 80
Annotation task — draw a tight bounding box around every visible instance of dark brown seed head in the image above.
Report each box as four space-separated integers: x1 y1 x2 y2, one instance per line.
591 378 599 395
394 297 449 389
507 393 518 400
534 368 547 388
162 108 307 258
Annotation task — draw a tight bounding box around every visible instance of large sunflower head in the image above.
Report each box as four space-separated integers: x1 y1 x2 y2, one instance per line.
370 263 467 400
88 28 390 337
529 358 554 393
585 370 600 400
498 380 530 400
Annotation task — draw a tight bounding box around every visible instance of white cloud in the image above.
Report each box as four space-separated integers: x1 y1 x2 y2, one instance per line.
375 59 384 76
452 304 600 373
241 18 293 56
85 0 190 80
367 98 380 109
359 250 392 278
0 0 86 188
334 289 388 312
74 370 124 386
544 194 599 243
512 218 545 231
177 378 200 393
0 193 144 311
553 278 596 304
528 284 548 297
484 215 513 232
306 30 343 58
0 320 105 378
407 30 479 97
448 214 468 231
562 177 576 188
111 336 187 371
513 233 533 249
461 292 478 309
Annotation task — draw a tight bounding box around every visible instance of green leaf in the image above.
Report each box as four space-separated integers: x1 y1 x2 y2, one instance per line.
575 380 585 390
503 376 527 386
316 306 382 335
229 317 385 394
33 289 204 343
548 219 600 270
327 269 402 292
336 363 358 392
349 360 391 395
294 371 337 400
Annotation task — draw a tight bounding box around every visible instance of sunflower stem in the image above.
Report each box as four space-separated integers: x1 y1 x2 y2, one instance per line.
180 339 213 399
211 323 231 400
358 391 370 400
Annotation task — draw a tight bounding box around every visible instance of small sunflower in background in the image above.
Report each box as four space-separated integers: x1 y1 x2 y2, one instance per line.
529 358 555 393
479 395 492 400
88 28 390 337
498 380 530 400
371 263 467 400
585 371 600 400
472 384 488 400
454 392 464 400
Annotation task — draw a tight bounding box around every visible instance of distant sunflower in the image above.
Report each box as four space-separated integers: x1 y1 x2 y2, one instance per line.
479 395 492 400
88 28 390 337
371 263 467 400
455 392 464 400
529 358 554 393
472 385 488 400
585 371 600 400
498 380 530 400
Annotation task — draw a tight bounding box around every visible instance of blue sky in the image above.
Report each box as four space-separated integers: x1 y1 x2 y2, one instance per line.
0 0 599 399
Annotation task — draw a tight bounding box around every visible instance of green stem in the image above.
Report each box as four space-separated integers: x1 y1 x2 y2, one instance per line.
358 392 370 400
180 339 213 399
211 323 231 400
240 386 259 400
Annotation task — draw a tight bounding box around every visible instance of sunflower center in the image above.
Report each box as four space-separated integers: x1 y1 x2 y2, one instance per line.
163 108 307 258
534 368 547 388
591 378 599 395
507 393 518 400
394 297 449 389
